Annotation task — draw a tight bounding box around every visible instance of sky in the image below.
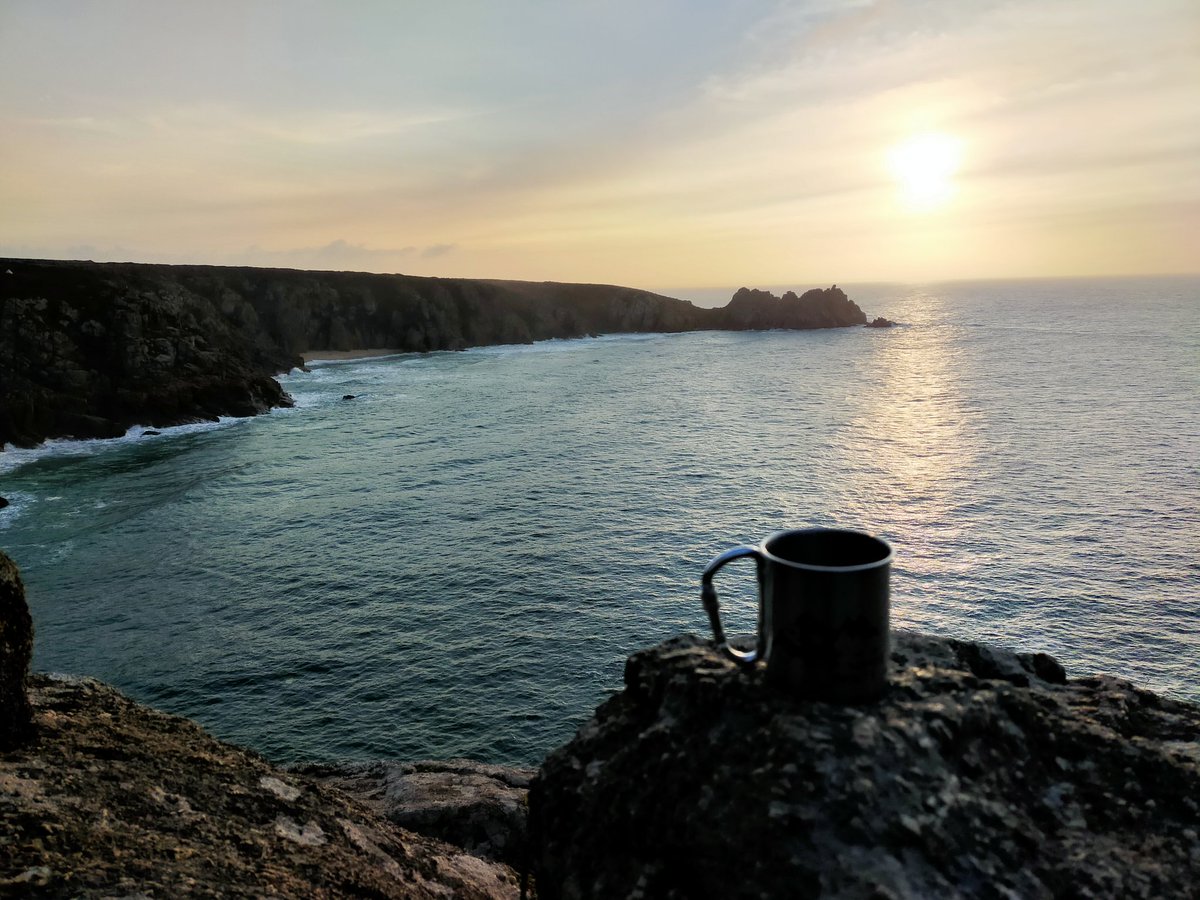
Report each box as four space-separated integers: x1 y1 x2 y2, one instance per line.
1 0 1197 291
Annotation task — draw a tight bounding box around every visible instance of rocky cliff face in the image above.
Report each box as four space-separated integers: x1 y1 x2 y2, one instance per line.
1 259 870 448
529 634 1200 899
0 262 295 447
718 285 867 330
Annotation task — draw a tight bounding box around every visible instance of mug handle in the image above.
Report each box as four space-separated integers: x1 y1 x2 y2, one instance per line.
701 545 762 665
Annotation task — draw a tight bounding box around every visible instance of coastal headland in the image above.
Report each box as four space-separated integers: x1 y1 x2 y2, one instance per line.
0 258 867 449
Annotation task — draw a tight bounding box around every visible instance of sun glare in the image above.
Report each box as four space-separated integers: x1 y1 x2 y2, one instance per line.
887 132 964 212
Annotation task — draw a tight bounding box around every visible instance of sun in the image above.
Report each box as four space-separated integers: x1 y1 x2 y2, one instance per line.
887 132 964 211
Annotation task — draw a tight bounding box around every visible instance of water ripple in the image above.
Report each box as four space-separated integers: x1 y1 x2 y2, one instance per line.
2 277 1197 765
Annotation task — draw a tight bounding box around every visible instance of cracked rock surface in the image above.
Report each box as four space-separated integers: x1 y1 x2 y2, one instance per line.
0 675 520 898
296 758 535 867
530 632 1200 900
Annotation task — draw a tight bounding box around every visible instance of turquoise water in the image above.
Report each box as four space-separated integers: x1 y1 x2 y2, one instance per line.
2 277 1197 765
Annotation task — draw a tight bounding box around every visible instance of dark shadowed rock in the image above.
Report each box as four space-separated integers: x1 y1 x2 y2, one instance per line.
342 394 356 401
295 758 536 867
0 262 298 449
719 285 867 330
866 316 896 328
0 676 520 898
2 260 880 448
530 632 1200 899
0 496 8 509
0 550 34 749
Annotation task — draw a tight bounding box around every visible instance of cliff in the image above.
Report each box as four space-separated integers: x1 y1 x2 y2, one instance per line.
0 259 867 448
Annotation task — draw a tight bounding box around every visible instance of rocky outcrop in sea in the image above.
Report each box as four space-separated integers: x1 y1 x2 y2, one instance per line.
718 285 867 330
1 259 872 448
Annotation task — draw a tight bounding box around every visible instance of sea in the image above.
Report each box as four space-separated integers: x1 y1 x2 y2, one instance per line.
1 276 1197 766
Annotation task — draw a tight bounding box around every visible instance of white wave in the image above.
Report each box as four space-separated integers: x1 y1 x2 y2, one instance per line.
0 491 34 530
304 352 407 368
0 417 250 476
464 332 674 357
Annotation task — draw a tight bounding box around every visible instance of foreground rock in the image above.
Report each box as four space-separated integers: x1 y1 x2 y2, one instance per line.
296 758 536 867
0 676 521 898
530 633 1200 899
0 550 34 749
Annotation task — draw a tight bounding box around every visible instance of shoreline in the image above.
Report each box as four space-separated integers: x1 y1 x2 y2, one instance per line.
300 347 404 364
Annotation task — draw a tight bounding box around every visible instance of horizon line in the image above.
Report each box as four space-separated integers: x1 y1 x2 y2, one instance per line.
3 254 1198 295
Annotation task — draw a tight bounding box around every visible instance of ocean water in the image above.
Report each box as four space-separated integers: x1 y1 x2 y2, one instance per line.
1 276 1197 766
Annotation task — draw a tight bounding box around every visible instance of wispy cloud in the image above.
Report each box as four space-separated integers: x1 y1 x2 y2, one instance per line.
1 0 1197 283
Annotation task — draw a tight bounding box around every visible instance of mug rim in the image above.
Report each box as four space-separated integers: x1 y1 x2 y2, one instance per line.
759 527 893 573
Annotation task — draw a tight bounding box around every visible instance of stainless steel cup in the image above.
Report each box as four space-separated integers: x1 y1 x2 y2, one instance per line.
701 527 893 703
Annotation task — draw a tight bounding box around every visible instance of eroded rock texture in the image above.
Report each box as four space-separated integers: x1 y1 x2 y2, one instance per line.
530 633 1200 900
0 263 295 447
296 758 535 867
0 676 521 898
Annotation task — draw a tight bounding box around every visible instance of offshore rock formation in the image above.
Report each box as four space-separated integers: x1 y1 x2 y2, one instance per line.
296 759 535 868
1 258 870 448
529 633 1200 899
718 285 867 331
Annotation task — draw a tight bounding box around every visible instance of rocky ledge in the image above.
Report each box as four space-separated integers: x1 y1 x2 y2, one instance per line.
0 675 523 898
8 537 1196 897
294 759 535 868
529 633 1200 899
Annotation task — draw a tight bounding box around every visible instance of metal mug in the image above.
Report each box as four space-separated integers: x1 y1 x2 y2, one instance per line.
701 527 893 702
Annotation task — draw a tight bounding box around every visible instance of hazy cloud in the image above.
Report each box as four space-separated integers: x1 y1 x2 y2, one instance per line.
1 0 1197 283
226 240 457 272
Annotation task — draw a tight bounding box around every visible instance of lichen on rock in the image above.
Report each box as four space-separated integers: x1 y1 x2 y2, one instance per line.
529 632 1200 899
0 675 521 897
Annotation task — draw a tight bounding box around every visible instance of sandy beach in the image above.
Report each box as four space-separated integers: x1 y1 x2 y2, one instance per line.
300 348 403 364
